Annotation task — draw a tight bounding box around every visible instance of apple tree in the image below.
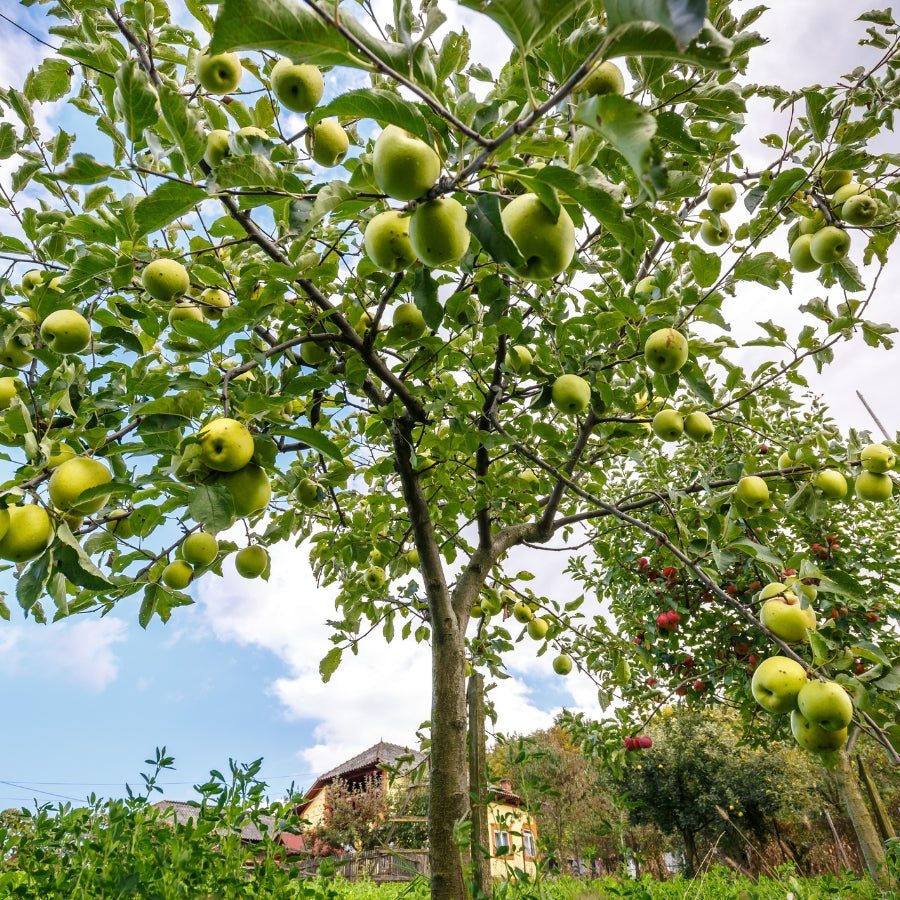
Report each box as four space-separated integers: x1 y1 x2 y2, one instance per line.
1 1 899 897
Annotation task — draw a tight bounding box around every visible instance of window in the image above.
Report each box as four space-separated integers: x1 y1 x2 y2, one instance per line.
492 826 511 858
522 828 536 861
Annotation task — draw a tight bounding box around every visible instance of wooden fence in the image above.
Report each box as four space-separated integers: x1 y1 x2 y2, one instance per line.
296 849 429 882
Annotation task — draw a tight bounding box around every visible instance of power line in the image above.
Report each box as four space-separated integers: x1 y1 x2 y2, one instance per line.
0 781 84 803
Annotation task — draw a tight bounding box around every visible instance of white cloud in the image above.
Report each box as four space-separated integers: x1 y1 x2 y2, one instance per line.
0 617 127 690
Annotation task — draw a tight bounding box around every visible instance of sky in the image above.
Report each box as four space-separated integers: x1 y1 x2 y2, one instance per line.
0 1 898 810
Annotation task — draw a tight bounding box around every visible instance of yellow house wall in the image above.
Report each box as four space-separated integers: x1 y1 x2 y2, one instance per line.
487 799 538 878
300 790 328 828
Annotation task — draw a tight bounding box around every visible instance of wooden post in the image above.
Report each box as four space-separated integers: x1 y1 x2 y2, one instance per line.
467 671 492 898
835 747 887 884
823 807 852 870
856 755 896 842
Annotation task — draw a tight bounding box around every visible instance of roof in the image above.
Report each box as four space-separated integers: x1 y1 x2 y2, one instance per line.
152 800 305 849
320 741 427 781
298 741 427 810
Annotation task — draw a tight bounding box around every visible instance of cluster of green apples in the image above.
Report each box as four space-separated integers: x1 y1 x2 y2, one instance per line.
699 182 737 246
789 169 882 273
751 655 853 754
160 531 269 588
781 442 895 503
197 49 349 170
141 258 233 330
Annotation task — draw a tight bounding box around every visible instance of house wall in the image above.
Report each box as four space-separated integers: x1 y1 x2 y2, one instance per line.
300 790 328 828
487 799 538 878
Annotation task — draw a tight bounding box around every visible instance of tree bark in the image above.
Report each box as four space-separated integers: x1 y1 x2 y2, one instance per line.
835 748 887 885
681 829 697 876
467 672 492 898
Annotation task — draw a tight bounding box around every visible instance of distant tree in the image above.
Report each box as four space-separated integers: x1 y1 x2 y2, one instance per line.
616 707 810 874
310 775 389 855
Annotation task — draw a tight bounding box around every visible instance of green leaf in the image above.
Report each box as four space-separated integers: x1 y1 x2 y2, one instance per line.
139 583 161 628
834 257 865 293
606 0 707 50
210 154 284 191
271 425 344 461
734 252 789 290
466 195 526 272
0 595 9 621
54 523 113 591
764 168 808 210
728 536 781 567
134 181 207 238
413 267 443 330
320 646 342 682
688 247 721 287
604 20 733 69
158 85 206 169
188 483 236 534
114 59 160 142
874 665 900 692
803 91 831 143
17 552 52 612
575 95 657 194
26 57 72 103
458 0 595 54
57 153 118 185
309 90 430 145
0 122 16 159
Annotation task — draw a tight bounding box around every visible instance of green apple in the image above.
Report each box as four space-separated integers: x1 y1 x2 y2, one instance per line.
635 276 657 295
507 345 532 375
0 376 25 411
197 418 254 473
820 168 852 194
735 475 769 509
784 575 817 604
708 183 737 213
501 193 575 280
790 709 847 753
683 411 714 442
0 506 8 543
216 463 271 517
814 469 848 500
40 309 91 354
518 468 540 486
789 235 821 273
809 225 851 264
0 504 53 562
364 210 418 271
699 219 731 246
580 60 624 96
409 198 470 268
235 545 269 579
196 52 242 95
391 302 427 340
651 409 684 442
750 656 808 714
527 616 549 640
760 582 816 643
107 509 133 539
198 288 231 320
142 259 190 302
373 125 441 202
551 374 590 415
168 303 204 332
798 209 826 235
0 336 32 368
644 328 688 375
307 118 349 167
855 470 893 502
797 680 853 732
832 182 864 205
513 601 533 623
271 58 323 113
48 456 112 514
47 442 77 469
235 126 268 142
364 565 387 591
21 269 45 295
841 193 878 225
297 477 320 506
204 129 231 167
182 532 219 567
552 654 573 675
405 547 419 567
300 340 331 366
162 559 194 590
860 443 895 473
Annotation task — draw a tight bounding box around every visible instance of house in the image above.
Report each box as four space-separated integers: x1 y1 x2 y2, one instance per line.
297 740 539 879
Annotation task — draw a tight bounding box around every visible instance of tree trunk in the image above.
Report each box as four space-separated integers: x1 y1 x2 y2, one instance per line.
681 829 697 876
835 747 886 885
467 672 492 899
856 755 895 842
